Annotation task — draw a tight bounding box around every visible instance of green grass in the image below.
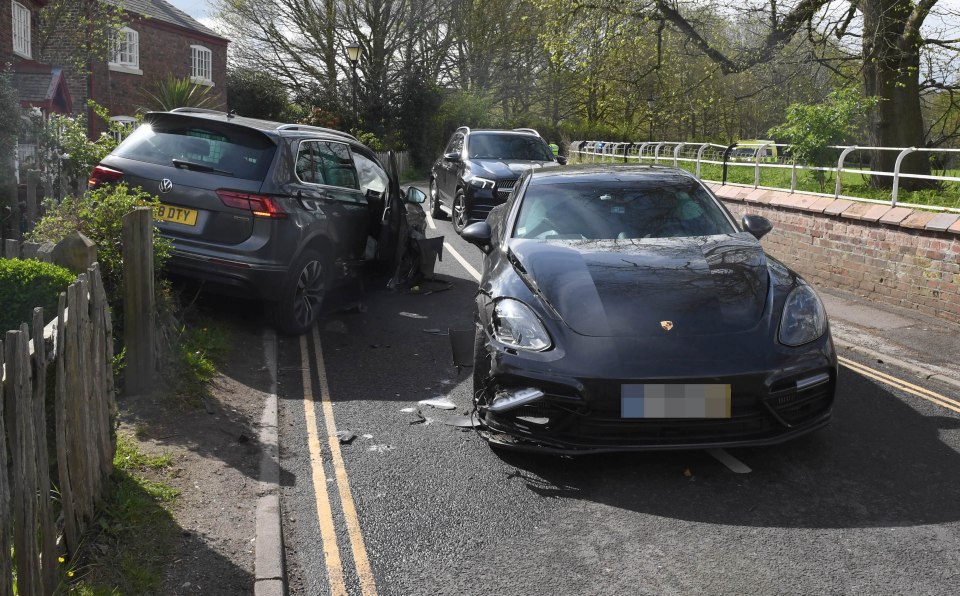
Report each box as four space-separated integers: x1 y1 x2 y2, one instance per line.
68 435 179 595
171 318 230 404
574 155 960 210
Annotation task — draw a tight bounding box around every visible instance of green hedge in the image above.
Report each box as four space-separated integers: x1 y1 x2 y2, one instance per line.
0 258 76 333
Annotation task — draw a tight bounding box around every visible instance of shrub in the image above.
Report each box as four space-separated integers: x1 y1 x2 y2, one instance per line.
0 259 76 332
27 184 171 319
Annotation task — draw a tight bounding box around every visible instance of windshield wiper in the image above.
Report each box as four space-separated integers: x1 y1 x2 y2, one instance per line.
172 158 233 176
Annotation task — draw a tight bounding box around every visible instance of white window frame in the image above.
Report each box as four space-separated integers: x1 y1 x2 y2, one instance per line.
109 27 142 75
12 1 31 59
190 45 214 86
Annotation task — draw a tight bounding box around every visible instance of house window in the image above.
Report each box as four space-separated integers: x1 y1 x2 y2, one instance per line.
111 27 140 70
12 1 31 59
191 45 213 84
109 116 138 142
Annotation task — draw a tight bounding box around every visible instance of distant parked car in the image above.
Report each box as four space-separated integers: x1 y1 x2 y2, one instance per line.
89 108 419 334
429 127 565 234
461 165 837 453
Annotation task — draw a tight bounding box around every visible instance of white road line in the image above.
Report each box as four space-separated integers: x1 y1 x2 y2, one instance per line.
425 208 436 230
443 241 482 281
706 448 752 474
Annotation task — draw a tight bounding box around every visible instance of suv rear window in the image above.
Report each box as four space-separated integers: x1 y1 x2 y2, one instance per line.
114 118 277 181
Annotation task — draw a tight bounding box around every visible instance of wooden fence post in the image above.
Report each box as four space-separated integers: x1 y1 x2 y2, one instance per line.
0 337 11 595
31 309 57 594
121 207 155 395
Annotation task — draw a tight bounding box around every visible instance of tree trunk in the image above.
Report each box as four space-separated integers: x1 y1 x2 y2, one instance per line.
861 0 932 190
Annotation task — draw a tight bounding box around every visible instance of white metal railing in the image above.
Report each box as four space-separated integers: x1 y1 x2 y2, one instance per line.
569 140 960 213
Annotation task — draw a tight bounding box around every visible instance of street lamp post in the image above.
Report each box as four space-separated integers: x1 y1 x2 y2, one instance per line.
647 94 656 142
346 42 361 126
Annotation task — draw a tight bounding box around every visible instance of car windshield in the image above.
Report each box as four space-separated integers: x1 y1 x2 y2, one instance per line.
467 133 553 161
512 178 736 240
114 121 276 181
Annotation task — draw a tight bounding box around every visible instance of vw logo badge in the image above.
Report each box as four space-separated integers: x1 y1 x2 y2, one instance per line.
158 178 173 194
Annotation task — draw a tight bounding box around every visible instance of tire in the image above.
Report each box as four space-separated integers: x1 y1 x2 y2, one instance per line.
429 178 445 219
276 249 330 335
452 189 469 234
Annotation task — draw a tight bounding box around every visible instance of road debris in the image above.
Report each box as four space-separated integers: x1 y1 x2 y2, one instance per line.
445 414 485 428
399 312 427 319
367 444 395 454
409 410 433 425
418 397 457 410
400 407 417 413
422 328 449 336
336 430 356 444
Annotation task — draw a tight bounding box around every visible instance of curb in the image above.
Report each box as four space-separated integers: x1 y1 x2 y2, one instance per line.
834 337 960 393
255 328 285 596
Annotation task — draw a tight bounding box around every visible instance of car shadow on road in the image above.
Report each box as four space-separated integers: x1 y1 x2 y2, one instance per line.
494 368 960 530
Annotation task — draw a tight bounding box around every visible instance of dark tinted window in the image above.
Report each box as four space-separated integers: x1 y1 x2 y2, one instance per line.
513 178 735 240
467 133 553 161
113 120 276 181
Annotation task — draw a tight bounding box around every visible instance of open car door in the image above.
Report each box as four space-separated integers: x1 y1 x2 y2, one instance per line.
378 150 409 271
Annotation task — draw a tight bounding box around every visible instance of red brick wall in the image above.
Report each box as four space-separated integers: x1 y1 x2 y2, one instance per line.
710 185 960 324
90 16 227 123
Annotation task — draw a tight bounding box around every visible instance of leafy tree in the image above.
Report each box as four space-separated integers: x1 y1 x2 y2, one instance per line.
769 87 878 191
226 67 297 121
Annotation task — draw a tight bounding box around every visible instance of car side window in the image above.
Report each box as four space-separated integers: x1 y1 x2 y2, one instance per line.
296 140 361 191
352 151 388 196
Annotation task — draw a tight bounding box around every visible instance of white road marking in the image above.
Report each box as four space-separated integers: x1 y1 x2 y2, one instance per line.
707 448 752 474
443 241 482 281
425 208 436 230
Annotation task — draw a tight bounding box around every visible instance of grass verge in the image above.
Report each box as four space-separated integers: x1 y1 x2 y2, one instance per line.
68 435 179 595
170 317 230 405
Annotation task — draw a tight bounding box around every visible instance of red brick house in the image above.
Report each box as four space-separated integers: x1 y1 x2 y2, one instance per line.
4 0 74 116
87 0 229 127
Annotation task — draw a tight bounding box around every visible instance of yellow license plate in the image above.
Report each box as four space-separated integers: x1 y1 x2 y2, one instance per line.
155 204 198 226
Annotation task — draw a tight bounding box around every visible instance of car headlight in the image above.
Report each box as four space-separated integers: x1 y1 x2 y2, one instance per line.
492 299 551 351
779 283 827 346
469 176 496 190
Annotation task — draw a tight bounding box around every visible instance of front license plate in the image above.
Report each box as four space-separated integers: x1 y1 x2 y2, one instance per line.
155 204 198 226
621 384 731 419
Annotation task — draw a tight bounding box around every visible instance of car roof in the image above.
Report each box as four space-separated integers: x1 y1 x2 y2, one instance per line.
147 109 359 143
527 164 698 185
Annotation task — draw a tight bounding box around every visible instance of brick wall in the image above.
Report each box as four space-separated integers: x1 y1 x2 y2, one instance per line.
709 185 960 324
90 17 227 125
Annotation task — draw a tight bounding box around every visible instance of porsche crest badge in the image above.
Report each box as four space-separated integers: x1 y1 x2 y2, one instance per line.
660 321 674 331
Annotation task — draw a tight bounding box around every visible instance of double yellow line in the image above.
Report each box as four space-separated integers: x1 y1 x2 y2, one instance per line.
299 328 378 596
839 356 960 414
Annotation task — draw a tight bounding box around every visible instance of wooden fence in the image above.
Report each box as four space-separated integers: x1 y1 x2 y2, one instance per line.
0 263 115 595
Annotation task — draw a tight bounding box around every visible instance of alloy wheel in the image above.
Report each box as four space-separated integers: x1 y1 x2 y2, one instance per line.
453 193 468 232
292 259 326 328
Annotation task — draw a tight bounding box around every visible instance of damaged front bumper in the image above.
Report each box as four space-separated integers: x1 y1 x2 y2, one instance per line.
475 332 837 455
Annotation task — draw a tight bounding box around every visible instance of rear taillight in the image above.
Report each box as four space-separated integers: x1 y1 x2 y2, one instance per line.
88 165 123 188
216 190 287 219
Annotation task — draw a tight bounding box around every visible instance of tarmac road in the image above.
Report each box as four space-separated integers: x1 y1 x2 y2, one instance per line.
275 187 960 595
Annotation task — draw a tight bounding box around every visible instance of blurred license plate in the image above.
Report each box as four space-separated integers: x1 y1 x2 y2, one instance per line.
155 204 198 226
621 384 731 418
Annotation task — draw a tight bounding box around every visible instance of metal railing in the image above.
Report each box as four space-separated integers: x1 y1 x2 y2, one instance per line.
569 140 960 213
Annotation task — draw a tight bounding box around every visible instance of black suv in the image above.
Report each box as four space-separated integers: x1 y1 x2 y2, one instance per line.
429 127 565 233
90 108 420 334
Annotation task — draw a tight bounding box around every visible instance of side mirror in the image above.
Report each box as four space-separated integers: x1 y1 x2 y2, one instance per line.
461 221 492 253
556 155 568 165
443 152 461 162
405 186 426 204
742 214 773 240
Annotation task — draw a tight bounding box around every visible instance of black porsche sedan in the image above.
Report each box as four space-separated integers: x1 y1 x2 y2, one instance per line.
461 165 837 453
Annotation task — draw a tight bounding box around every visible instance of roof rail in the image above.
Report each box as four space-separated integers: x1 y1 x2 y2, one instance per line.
456 126 471 135
275 124 359 142
169 107 227 115
513 127 540 136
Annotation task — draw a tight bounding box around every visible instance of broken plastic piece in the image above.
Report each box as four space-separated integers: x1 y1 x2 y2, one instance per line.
336 430 356 444
418 397 456 410
446 414 485 428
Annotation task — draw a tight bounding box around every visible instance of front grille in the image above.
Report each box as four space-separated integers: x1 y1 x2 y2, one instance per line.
767 382 834 425
496 179 518 201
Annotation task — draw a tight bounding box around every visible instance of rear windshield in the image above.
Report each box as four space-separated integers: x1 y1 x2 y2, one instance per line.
113 119 276 181
467 133 554 161
513 179 735 240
